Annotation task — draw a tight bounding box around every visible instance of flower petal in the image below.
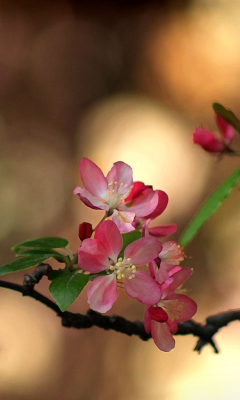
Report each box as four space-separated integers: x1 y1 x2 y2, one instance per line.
87 275 118 313
125 181 151 201
78 238 109 273
151 320 175 352
154 263 179 284
148 306 168 322
95 220 122 262
148 223 177 237
144 307 152 333
164 268 193 293
144 190 168 219
106 161 133 196
216 115 235 145
73 187 109 211
112 210 135 233
125 236 162 265
124 189 159 217
193 128 224 152
169 294 198 322
79 158 108 198
123 270 161 305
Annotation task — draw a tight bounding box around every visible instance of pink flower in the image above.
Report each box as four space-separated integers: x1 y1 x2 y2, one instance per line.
74 159 159 232
193 114 235 154
152 241 186 284
143 220 182 283
144 268 197 352
78 220 162 313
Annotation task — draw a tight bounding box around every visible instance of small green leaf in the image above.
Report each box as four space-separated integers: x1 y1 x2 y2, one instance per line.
119 230 142 259
0 255 54 277
49 271 89 311
212 103 240 134
16 249 69 263
180 166 240 246
12 237 69 253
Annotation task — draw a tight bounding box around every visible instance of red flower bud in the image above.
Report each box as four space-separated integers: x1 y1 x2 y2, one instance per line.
78 222 93 241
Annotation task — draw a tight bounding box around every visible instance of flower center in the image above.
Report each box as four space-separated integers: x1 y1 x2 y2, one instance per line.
107 181 132 210
157 299 183 321
160 243 185 265
109 257 136 280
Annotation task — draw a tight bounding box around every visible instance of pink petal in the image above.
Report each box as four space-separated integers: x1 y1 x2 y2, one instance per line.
148 306 168 322
193 128 224 152
95 220 122 262
155 263 178 284
79 158 108 198
169 294 198 321
106 161 133 196
165 268 193 293
87 274 118 313
142 218 151 237
166 318 178 334
73 187 109 211
125 181 151 201
144 190 169 219
112 210 135 233
151 320 175 352
123 270 161 305
216 115 235 145
124 236 162 265
124 189 159 217
144 307 152 333
78 238 109 273
148 223 177 237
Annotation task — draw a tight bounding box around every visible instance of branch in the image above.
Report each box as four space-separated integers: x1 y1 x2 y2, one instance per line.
0 271 239 353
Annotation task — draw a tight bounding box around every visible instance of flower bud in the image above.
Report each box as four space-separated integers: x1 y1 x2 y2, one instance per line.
78 222 93 241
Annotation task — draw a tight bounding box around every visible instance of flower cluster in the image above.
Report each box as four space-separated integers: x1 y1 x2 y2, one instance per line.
74 158 197 351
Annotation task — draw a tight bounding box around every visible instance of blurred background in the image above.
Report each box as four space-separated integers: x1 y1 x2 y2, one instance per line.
0 0 240 399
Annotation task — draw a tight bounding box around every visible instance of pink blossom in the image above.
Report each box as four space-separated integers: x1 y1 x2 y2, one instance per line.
144 268 197 352
74 159 159 232
143 220 182 283
78 220 162 313
193 114 235 154
153 241 186 284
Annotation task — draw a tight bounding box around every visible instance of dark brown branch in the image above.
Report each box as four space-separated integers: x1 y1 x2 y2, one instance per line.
0 277 239 353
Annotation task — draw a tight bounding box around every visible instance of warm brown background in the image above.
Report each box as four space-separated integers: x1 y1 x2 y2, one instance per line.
1 1 240 399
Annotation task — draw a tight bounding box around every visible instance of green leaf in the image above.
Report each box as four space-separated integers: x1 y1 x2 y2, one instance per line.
0 255 54 277
49 271 89 311
180 166 240 246
212 103 240 134
12 237 69 253
119 230 141 259
15 249 69 263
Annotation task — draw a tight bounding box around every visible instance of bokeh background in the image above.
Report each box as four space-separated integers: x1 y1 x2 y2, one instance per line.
1 0 240 399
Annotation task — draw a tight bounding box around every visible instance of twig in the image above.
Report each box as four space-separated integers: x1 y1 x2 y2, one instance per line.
0 275 239 353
